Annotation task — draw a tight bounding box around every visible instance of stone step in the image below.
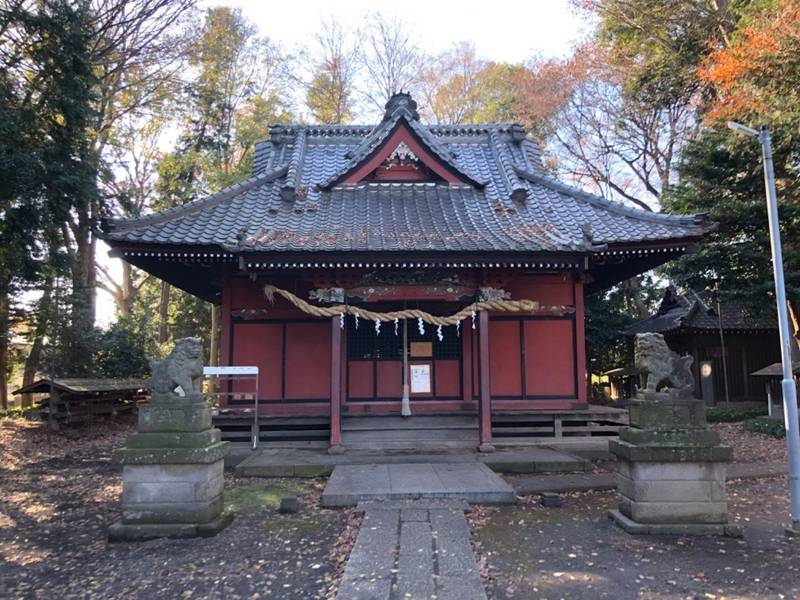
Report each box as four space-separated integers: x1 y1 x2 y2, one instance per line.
321 462 517 507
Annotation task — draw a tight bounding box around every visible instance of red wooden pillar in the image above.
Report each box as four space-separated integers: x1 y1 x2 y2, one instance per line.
574 278 588 405
329 316 344 452
478 310 494 451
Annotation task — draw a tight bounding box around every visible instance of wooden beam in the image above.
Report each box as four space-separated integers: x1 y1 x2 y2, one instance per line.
478 310 494 451
329 316 344 451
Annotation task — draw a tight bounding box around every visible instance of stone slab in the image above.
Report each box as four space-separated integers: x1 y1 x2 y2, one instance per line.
121 495 223 524
616 474 725 503
610 440 732 463
628 398 706 429
234 446 587 477
620 428 721 447
108 510 234 543
396 552 436 599
125 429 221 449
321 462 516 507
336 576 392 600
122 461 223 483
114 442 230 465
609 509 742 537
138 404 212 433
619 496 728 524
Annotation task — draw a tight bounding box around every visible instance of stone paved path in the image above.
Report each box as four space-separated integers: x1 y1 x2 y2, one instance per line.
337 500 487 600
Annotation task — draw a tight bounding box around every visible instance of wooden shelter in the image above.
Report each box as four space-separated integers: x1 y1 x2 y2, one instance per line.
102 93 712 449
625 286 779 403
13 378 148 429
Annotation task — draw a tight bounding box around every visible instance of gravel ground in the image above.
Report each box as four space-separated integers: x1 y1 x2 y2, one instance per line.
1 417 795 599
472 423 797 599
0 417 356 599
711 421 788 464
470 478 800 600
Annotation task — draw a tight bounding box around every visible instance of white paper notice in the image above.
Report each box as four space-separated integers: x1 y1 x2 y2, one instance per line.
409 364 431 394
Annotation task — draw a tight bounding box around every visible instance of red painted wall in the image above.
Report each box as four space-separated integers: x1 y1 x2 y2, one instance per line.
523 319 575 396
220 271 587 414
376 361 402 398
489 320 523 396
348 362 373 398
434 360 460 398
231 322 282 400
284 322 330 399
484 274 584 408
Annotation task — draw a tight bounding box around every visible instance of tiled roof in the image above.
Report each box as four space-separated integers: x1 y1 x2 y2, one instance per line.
625 286 776 335
103 93 713 256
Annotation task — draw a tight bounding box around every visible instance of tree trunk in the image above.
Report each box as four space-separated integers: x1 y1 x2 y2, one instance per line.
70 212 96 349
621 277 649 320
158 281 170 344
208 304 220 396
118 261 134 318
788 299 800 362
21 275 54 408
0 287 9 410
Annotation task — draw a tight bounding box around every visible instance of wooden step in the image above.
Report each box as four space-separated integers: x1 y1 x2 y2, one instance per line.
342 416 479 450
342 415 477 430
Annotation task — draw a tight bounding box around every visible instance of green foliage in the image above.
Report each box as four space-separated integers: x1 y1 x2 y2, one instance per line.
92 318 153 378
660 126 800 309
743 416 786 438
706 406 767 422
593 0 745 105
585 276 663 374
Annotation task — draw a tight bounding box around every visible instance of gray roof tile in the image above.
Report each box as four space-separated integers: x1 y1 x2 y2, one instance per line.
104 94 712 256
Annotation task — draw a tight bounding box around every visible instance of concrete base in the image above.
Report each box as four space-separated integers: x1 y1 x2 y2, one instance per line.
108 510 234 542
609 509 742 537
614 455 731 525
120 460 225 525
786 522 800 539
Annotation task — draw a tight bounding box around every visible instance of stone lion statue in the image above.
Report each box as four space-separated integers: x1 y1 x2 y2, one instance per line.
150 337 204 396
634 333 694 396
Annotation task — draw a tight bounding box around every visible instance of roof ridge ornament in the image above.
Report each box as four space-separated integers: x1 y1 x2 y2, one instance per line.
383 91 420 122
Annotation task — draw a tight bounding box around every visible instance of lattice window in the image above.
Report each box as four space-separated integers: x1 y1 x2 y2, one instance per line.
347 319 462 360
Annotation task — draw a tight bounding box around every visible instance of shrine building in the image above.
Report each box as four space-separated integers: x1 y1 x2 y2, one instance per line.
102 93 713 450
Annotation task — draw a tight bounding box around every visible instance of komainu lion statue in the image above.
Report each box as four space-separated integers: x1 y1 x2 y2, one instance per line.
634 333 694 396
150 337 204 396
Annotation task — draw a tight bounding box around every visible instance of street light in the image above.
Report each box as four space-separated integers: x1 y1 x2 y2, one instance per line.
728 121 800 535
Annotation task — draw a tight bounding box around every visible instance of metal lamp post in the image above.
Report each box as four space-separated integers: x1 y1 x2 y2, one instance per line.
728 121 800 534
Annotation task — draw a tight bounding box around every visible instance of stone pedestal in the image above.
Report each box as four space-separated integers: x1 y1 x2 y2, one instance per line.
109 391 232 542
609 394 740 536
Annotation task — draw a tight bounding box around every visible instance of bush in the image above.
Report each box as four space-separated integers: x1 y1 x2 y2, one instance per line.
706 406 767 422
743 416 786 438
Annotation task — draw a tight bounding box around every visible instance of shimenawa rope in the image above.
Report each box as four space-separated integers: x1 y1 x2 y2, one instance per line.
263 284 572 327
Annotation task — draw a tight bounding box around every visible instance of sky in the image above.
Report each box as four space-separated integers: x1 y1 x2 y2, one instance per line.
226 0 588 63
96 0 591 327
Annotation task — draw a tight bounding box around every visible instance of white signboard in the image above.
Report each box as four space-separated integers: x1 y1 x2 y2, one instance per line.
203 366 259 376
410 364 431 394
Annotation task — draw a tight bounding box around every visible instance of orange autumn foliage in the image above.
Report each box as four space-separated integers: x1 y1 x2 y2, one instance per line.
700 0 800 122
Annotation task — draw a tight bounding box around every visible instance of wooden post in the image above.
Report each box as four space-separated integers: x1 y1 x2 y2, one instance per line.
574 278 589 404
329 316 344 453
478 310 494 451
